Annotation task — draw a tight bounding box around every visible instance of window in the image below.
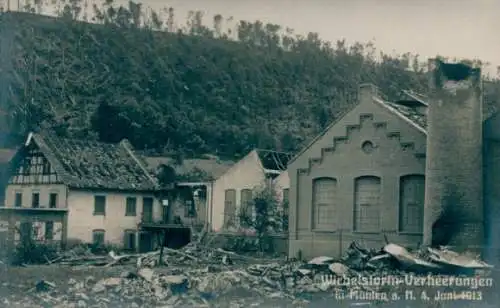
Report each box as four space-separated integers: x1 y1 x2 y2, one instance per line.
184 200 196 217
32 192 40 208
312 178 338 230
353 176 381 233
42 159 51 174
399 175 425 233
45 221 54 240
124 230 136 251
92 229 105 246
49 193 58 208
224 189 236 227
94 196 106 215
125 197 137 216
240 189 253 219
14 192 22 207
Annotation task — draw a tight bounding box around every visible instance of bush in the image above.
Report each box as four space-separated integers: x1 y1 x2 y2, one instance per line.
12 239 60 265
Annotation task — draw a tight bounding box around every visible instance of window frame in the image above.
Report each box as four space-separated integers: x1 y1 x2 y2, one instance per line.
240 188 253 222
14 192 22 207
353 175 382 234
125 197 137 216
31 192 40 208
49 193 58 208
94 195 106 216
311 177 338 232
123 229 136 251
223 189 236 228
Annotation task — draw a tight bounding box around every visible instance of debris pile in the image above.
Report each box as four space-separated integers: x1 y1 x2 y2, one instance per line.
0 241 495 307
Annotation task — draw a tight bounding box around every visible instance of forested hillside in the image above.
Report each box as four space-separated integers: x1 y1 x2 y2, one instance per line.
0 0 498 159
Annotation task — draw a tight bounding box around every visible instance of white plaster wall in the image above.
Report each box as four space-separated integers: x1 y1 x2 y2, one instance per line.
3 184 67 242
210 150 266 231
66 190 161 245
4 184 67 208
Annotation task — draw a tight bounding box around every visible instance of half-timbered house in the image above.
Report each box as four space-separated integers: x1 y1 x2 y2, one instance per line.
0 132 164 252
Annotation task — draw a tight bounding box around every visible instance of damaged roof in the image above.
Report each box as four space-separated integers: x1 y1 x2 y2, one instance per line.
255 149 293 172
378 86 498 134
145 156 234 182
22 132 158 191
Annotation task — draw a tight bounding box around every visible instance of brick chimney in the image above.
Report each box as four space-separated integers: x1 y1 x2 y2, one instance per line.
423 59 484 251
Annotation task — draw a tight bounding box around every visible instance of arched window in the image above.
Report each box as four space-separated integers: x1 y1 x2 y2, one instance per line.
312 177 338 230
353 176 381 232
399 175 425 233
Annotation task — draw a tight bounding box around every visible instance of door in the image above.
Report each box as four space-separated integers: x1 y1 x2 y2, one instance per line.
138 232 152 252
142 197 153 223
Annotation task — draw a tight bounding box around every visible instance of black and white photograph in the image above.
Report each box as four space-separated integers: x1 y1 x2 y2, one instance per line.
0 0 498 307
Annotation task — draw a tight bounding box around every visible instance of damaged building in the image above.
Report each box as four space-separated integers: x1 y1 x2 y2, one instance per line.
287 60 500 260
0 132 167 252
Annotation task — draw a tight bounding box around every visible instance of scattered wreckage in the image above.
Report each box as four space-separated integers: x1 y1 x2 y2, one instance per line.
0 241 494 307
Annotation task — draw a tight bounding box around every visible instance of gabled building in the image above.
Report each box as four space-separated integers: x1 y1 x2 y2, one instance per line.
287 61 500 259
0 132 164 252
214 149 292 231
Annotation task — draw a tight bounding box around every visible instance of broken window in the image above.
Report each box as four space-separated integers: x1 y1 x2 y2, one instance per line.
125 197 137 216
399 175 425 233
14 192 22 207
224 189 236 227
94 196 106 215
353 176 381 233
49 193 58 208
31 192 40 208
92 229 105 246
45 221 54 240
312 178 338 230
123 230 136 251
184 200 196 218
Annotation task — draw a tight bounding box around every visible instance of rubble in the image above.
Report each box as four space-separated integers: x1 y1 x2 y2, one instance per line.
0 240 495 307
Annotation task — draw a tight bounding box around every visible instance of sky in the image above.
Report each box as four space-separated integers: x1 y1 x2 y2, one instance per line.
113 0 498 77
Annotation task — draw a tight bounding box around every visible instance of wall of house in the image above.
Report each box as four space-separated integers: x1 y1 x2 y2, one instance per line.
66 189 161 246
210 150 266 231
4 184 67 208
288 86 427 259
2 184 68 241
274 170 289 202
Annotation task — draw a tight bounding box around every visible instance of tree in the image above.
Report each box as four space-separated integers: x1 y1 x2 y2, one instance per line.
238 184 283 253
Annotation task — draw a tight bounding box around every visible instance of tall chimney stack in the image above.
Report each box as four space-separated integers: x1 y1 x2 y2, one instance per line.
423 59 484 251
